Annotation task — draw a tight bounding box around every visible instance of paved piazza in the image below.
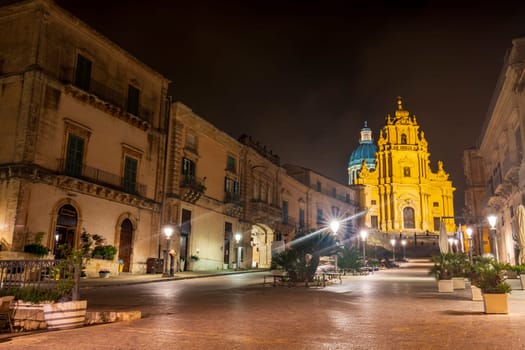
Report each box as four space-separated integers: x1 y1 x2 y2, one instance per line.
1 260 525 349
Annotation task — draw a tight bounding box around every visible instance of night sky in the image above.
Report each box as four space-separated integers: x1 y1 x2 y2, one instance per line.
36 1 525 211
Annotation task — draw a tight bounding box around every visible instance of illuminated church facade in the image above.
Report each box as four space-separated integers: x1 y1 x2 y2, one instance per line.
349 97 455 236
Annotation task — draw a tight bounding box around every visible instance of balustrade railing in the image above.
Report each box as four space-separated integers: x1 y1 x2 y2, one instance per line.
0 260 61 290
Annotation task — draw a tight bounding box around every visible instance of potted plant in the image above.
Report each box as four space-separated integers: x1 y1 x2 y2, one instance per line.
470 256 512 314
98 269 110 278
449 253 470 290
23 232 49 258
429 254 454 292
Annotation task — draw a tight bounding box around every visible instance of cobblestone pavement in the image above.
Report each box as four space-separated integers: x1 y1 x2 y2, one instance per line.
1 260 525 350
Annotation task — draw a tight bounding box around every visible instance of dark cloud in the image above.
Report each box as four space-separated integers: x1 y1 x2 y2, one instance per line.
44 0 525 211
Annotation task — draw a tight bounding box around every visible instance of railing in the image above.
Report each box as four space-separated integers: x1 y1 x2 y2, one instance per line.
61 69 154 123
180 174 206 192
57 159 147 197
0 260 60 290
224 192 241 204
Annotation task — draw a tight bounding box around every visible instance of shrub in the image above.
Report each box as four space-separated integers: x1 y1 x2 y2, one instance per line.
0 286 62 304
23 243 49 257
92 245 117 260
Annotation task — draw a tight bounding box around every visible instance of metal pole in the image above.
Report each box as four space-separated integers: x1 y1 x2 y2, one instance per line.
168 238 174 276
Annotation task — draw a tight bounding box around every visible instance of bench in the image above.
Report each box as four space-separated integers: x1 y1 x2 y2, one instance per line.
263 270 293 287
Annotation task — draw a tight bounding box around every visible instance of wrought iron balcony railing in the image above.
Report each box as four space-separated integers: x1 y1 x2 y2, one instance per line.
57 159 147 197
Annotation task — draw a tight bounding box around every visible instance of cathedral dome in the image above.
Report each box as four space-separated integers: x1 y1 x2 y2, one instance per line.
348 122 377 169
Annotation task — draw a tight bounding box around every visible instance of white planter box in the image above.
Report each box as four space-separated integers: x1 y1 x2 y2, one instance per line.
438 279 454 293
43 300 87 330
471 285 483 301
452 277 466 290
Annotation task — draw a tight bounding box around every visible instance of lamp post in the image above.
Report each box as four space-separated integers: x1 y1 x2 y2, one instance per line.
330 220 340 272
163 226 174 276
234 233 242 270
466 227 473 261
401 239 407 260
390 238 396 262
360 229 368 265
487 214 498 261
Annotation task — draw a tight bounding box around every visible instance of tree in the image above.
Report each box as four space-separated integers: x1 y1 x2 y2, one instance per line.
275 229 339 282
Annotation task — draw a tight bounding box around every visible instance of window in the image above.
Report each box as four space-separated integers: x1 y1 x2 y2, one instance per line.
371 215 378 229
127 85 140 116
316 209 323 225
403 167 411 177
186 133 197 152
282 201 289 224
224 177 239 201
332 188 336 198
316 181 321 192
299 208 305 229
371 200 377 205
123 156 138 193
181 209 192 234
403 207 415 229
65 134 85 177
433 202 439 207
226 155 236 173
401 134 407 144
275 231 283 241
74 54 92 91
433 217 440 232
182 157 196 176
346 194 350 203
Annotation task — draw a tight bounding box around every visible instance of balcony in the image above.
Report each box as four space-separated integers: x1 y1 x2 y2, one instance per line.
224 192 243 218
180 174 206 204
57 159 147 197
247 200 281 224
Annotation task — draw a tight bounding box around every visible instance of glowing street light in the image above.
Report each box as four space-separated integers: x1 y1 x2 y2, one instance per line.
234 233 242 269
330 220 340 234
466 227 473 261
163 226 174 276
487 215 498 261
330 220 340 272
360 229 368 265
390 238 396 262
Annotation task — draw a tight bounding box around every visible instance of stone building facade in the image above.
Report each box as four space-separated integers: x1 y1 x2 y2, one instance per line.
466 36 525 264
0 0 170 273
351 97 456 239
0 0 360 272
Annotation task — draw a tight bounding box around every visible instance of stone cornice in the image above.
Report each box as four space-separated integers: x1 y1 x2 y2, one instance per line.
64 85 150 131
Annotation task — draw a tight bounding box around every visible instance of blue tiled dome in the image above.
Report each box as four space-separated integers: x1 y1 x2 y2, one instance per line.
348 123 377 169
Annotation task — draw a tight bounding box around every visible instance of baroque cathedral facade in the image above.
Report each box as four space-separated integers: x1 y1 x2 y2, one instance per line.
349 97 456 237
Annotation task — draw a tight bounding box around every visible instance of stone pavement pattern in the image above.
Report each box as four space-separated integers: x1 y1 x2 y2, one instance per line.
1 260 525 349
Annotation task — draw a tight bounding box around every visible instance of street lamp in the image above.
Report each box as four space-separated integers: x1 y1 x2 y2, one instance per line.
163 226 174 276
234 233 242 270
330 220 340 272
466 227 473 261
360 229 368 265
390 238 396 262
487 215 498 261
401 239 407 260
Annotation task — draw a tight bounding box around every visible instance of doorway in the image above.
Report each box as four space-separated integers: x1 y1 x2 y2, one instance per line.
118 219 133 272
54 204 78 257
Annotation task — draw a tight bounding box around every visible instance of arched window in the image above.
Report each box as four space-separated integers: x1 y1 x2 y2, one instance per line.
403 207 415 229
118 219 133 272
54 204 78 255
401 134 407 144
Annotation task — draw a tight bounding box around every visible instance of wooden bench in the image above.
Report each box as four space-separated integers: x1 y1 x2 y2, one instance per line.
263 270 292 287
